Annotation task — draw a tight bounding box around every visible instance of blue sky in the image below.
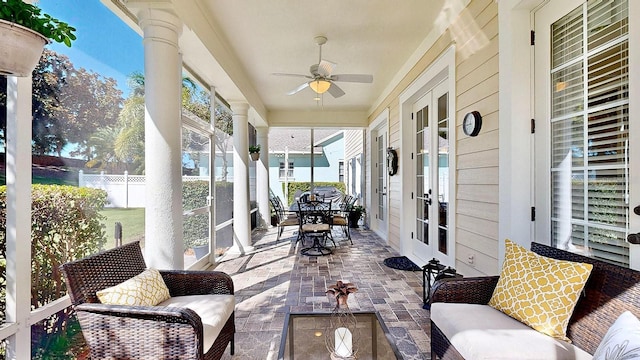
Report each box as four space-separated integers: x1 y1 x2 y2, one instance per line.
39 0 144 96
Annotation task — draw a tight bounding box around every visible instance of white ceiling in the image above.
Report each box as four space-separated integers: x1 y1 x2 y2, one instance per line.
117 0 450 126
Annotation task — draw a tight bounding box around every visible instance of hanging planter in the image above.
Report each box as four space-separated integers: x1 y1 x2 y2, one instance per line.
0 20 47 77
249 145 261 161
0 0 76 77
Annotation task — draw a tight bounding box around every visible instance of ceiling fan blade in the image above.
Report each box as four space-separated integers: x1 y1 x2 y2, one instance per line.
331 74 373 83
273 72 313 79
286 82 309 95
327 82 345 98
317 60 336 77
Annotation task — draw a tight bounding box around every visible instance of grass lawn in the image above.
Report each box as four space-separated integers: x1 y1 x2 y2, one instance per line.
100 208 145 249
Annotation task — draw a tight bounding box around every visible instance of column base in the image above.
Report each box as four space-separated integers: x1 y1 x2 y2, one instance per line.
227 245 255 255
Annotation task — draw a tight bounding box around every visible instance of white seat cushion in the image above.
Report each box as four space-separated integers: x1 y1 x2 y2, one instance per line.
159 294 235 351
431 302 592 360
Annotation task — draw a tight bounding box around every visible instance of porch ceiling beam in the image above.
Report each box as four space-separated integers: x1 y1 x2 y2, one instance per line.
267 109 368 128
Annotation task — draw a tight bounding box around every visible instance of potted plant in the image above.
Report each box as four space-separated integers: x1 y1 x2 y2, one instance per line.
249 144 261 161
186 238 209 260
347 204 365 228
0 0 76 77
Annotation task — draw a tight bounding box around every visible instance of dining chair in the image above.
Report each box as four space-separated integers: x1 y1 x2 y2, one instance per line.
270 197 299 242
298 200 335 254
331 195 354 244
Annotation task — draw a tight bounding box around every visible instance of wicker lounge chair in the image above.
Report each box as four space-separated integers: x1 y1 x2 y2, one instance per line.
60 241 235 360
430 242 640 359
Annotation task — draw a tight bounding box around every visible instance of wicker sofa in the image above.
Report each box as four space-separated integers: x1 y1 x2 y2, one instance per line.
60 241 235 360
430 242 640 360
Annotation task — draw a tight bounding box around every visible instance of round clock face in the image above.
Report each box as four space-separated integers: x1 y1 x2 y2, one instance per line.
463 111 482 137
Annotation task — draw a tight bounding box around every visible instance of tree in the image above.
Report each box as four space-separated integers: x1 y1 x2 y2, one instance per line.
102 72 235 176
0 49 123 157
86 126 120 172
114 95 145 173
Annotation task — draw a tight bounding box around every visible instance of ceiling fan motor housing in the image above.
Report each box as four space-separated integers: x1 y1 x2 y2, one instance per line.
310 64 320 77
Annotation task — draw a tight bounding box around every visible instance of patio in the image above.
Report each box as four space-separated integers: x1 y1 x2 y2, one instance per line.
214 226 429 360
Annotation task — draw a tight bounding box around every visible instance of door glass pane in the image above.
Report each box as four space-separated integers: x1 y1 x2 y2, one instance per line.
551 5 583 68
587 0 628 51
437 93 449 254
551 116 584 167
416 106 429 245
377 134 385 221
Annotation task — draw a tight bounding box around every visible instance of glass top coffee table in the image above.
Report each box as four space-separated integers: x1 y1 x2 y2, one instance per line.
278 311 402 360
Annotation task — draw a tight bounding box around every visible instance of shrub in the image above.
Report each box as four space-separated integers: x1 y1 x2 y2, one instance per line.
183 181 209 248
0 184 107 358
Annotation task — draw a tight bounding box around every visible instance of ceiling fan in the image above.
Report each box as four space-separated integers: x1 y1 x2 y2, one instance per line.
273 36 373 98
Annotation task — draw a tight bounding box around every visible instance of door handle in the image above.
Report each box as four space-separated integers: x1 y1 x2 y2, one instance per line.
628 233 640 245
635 205 640 216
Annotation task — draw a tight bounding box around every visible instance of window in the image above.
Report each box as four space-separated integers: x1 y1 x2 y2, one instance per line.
279 161 294 179
546 0 629 266
339 160 344 182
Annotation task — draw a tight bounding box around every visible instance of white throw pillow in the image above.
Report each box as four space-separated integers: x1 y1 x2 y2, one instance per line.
97 268 171 306
592 311 640 360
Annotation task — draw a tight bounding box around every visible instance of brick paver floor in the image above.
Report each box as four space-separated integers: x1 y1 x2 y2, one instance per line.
216 226 430 359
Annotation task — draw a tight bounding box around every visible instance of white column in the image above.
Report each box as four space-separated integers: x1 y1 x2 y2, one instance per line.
5 76 33 359
256 127 270 229
134 5 184 269
229 102 254 254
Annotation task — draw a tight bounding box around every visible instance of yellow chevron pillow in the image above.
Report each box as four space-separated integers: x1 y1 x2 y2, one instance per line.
488 239 593 341
97 268 171 306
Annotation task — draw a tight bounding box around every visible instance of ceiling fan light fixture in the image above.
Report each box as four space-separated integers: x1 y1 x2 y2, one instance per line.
309 79 331 94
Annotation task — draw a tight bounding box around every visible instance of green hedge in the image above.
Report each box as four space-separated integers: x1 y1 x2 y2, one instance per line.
0 184 108 358
285 181 346 205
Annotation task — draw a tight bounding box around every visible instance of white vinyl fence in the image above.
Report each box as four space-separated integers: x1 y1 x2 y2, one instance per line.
79 171 209 208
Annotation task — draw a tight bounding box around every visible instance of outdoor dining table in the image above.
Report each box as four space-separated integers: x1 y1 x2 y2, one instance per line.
290 200 341 256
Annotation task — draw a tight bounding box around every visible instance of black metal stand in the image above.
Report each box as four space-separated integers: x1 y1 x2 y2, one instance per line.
301 234 332 256
422 258 461 309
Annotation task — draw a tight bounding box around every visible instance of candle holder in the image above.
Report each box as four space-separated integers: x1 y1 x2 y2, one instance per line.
422 258 462 309
325 281 359 359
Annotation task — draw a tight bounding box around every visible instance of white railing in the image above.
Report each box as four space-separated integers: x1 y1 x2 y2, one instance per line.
79 171 209 208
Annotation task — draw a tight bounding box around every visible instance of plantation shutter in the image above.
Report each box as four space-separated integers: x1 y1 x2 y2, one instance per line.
549 0 629 266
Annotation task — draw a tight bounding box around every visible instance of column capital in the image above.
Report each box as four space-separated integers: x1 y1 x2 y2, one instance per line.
229 102 250 114
126 0 182 46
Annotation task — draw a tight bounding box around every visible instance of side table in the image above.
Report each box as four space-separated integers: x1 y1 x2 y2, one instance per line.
422 258 462 309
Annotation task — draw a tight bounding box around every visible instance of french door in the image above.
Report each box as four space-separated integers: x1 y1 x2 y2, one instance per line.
534 0 640 269
375 129 389 236
413 80 450 262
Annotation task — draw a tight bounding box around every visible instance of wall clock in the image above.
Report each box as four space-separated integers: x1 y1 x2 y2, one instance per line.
463 111 482 137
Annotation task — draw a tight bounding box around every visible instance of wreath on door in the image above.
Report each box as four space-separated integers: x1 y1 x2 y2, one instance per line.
387 148 398 176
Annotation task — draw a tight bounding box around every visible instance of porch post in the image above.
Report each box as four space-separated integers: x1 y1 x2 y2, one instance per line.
229 102 254 253
5 76 33 359
256 127 270 229
133 4 184 269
